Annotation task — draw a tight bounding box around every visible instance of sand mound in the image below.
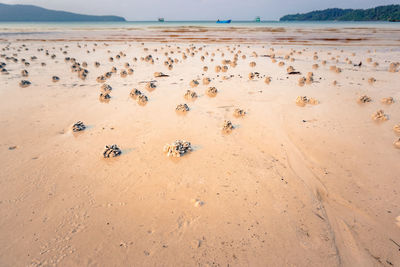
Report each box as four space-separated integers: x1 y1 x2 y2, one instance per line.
146 82 157 91
184 90 198 100
206 87 218 97
21 70 28 77
330 66 342 73
103 144 121 158
101 84 112 94
298 77 306 86
163 140 192 157
96 75 106 83
154 72 169 78
190 80 199 88
287 66 298 74
130 88 142 99
222 120 234 133
296 96 318 107
249 72 261 80
371 110 388 121
389 62 399 72
306 72 314 84
137 94 148 105
368 77 376 84
72 121 86 132
120 70 128 78
176 103 190 113
394 138 400 149
203 77 211 85
358 95 372 103
381 97 394 104
249 62 256 67
99 92 111 102
52 76 60 83
265 77 272 84
19 80 31 88
394 124 400 134
1 68 9 75
233 108 246 117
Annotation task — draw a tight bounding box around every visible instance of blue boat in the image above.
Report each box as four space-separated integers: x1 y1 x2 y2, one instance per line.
216 19 231 24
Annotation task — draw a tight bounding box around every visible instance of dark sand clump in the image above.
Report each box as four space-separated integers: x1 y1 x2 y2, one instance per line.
296 96 318 107
72 121 86 132
358 95 372 103
206 87 218 97
184 90 198 100
163 140 192 157
372 110 388 121
222 120 234 133
137 94 148 105
130 88 142 99
233 108 246 117
19 80 31 88
176 103 190 113
103 144 122 158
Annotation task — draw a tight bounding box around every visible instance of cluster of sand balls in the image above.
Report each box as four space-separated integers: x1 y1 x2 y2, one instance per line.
66 57 89 80
184 90 198 100
176 103 190 113
5 42 400 157
99 84 112 102
103 144 122 158
233 108 246 117
72 121 86 132
222 120 234 133
296 96 319 107
355 94 398 146
163 140 192 157
130 88 148 105
358 95 372 103
19 80 31 88
206 87 218 97
371 110 388 121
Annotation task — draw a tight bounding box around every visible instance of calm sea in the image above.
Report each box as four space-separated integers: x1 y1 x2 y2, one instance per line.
0 21 399 31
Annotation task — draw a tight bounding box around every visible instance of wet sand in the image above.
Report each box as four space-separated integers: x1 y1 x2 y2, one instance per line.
0 28 400 266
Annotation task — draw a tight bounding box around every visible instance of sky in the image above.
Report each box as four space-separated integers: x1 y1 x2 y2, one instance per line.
1 0 400 20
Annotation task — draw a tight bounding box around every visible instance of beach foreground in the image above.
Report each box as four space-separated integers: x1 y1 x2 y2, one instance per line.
0 26 400 266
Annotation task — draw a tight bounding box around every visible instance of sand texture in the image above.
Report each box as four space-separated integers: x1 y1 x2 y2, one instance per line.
0 29 400 266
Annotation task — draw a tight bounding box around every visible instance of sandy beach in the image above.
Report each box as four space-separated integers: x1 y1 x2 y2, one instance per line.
0 24 400 266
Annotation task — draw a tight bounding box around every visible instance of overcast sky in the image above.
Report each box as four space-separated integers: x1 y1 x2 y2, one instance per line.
1 0 400 20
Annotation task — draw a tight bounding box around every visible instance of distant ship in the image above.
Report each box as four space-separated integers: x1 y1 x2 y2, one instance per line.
216 19 231 24
158 18 164 22
255 16 261 22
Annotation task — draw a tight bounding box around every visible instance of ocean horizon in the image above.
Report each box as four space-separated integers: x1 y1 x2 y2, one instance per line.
0 20 399 30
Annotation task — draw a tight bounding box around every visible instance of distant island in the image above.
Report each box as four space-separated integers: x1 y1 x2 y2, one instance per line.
0 3 126 22
280 5 400 22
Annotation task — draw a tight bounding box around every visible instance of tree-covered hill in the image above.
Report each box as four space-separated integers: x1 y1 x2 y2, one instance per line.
280 5 400 22
0 3 126 22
